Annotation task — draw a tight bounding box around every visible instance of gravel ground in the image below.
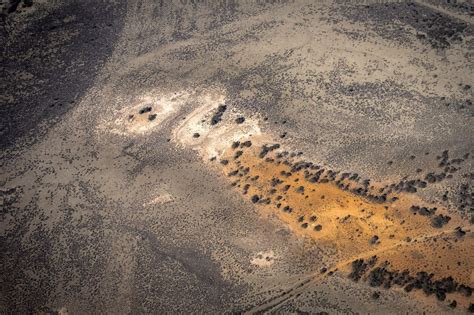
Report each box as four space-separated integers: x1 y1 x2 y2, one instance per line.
1 1 472 314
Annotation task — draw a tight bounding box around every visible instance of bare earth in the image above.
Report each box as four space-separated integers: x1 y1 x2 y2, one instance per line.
1 0 473 314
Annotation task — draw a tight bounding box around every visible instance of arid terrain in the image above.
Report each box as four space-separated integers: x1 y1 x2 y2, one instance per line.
1 0 473 314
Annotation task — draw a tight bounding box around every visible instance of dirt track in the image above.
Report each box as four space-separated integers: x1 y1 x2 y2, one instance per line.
1 0 473 314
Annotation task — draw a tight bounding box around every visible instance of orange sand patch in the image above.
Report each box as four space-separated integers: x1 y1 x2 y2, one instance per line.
219 143 473 294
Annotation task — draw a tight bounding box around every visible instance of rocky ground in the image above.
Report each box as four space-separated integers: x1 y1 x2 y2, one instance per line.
1 0 473 314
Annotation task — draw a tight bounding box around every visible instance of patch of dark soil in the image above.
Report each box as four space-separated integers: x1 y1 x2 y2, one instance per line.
340 2 471 49
348 258 473 311
139 106 152 114
410 205 437 216
431 214 451 228
0 1 126 150
210 104 227 125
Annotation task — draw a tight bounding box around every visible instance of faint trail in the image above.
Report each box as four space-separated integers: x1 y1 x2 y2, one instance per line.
244 226 469 314
244 274 322 314
167 81 472 314
415 1 473 25
332 226 471 272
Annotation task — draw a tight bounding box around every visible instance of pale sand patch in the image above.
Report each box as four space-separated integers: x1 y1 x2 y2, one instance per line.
143 192 173 206
251 250 276 267
57 307 68 315
172 91 271 159
100 91 191 136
